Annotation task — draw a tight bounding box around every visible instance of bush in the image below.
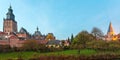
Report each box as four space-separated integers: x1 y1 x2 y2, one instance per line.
0 45 12 53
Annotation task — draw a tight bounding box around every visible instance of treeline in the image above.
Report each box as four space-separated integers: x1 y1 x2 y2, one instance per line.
70 27 120 51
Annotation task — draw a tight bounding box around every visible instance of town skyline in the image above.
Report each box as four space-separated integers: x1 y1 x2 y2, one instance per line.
0 0 120 39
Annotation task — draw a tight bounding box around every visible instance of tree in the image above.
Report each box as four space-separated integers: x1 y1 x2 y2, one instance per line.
107 41 120 51
91 27 104 40
45 33 55 40
71 34 74 43
0 45 11 53
73 30 93 48
22 40 40 51
86 40 107 50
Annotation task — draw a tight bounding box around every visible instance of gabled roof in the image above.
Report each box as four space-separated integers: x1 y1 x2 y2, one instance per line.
37 40 48 44
47 40 60 45
19 27 28 34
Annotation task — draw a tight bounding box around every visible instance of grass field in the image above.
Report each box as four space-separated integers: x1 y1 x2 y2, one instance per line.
0 49 119 60
43 49 97 56
0 51 36 60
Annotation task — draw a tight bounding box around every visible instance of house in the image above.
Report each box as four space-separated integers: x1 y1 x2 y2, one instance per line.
46 40 61 48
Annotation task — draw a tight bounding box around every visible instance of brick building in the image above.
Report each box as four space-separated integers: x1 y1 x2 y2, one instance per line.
0 6 56 47
3 5 17 33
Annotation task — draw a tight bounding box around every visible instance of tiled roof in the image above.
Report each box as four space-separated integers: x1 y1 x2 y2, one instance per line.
37 40 48 44
0 31 7 35
47 40 60 45
19 27 28 34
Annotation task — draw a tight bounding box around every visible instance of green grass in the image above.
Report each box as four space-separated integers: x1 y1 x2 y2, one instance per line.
80 49 97 56
0 49 99 60
41 49 97 56
0 51 37 60
41 50 79 56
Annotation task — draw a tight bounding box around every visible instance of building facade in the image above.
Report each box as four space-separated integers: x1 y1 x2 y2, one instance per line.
0 6 56 48
3 6 17 33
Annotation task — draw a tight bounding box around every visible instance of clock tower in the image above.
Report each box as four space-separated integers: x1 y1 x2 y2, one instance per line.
3 5 17 33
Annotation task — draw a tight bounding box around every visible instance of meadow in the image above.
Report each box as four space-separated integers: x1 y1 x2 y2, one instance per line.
0 49 96 60
0 49 120 60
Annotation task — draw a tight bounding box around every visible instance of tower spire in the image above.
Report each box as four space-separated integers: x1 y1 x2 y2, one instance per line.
9 3 11 8
6 5 15 20
107 22 114 35
37 27 39 31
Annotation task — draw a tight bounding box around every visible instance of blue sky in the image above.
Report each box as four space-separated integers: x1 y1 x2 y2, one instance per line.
0 0 120 40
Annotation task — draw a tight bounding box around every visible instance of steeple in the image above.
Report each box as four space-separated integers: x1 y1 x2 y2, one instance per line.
19 27 28 34
6 5 15 20
3 5 17 33
107 22 114 35
37 27 39 31
33 27 42 36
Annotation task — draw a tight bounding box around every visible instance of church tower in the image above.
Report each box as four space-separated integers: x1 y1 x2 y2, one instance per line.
105 22 117 41
3 5 17 33
107 22 114 36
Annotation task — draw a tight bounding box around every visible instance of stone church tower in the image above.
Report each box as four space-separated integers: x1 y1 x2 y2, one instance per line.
107 22 114 36
105 22 117 41
3 6 17 33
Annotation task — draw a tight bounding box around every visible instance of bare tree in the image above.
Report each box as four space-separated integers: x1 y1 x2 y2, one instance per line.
91 27 104 40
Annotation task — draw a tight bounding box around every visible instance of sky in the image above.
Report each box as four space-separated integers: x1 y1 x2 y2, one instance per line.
0 0 120 40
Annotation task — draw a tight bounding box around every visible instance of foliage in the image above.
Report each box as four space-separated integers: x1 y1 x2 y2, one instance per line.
1 49 120 60
86 40 120 51
71 30 120 51
1 28 120 60
0 45 11 53
71 34 74 43
86 40 106 49
107 41 120 51
22 40 40 51
73 30 94 48
21 40 51 53
91 27 104 40
45 33 55 40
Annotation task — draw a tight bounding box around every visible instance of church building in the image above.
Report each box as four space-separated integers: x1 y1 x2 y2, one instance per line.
3 5 17 33
0 6 56 47
105 22 118 41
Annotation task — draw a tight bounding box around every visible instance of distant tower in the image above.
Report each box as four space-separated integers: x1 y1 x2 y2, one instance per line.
105 22 117 41
3 5 17 33
33 27 42 36
107 22 114 36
